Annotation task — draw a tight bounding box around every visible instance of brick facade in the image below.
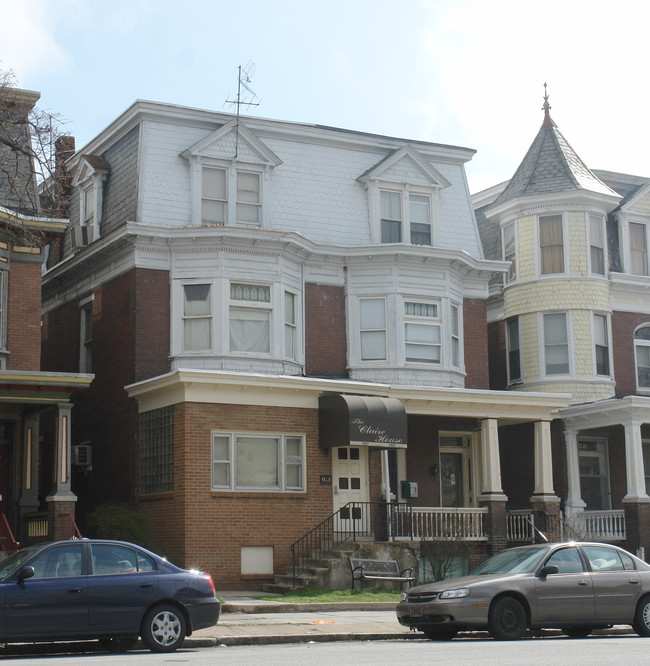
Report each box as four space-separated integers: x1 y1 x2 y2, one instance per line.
7 261 42 370
304 283 347 377
463 298 490 389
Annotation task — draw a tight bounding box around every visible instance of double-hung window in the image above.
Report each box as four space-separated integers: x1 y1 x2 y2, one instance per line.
543 312 569 375
404 301 441 364
589 215 606 276
593 314 610 377
80 301 93 373
506 317 521 383
229 283 271 354
183 284 211 352
284 291 296 359
539 214 564 275
450 304 460 368
503 222 517 283
236 172 261 225
211 433 304 491
359 298 387 361
201 167 227 224
380 189 432 245
630 222 648 276
635 325 650 389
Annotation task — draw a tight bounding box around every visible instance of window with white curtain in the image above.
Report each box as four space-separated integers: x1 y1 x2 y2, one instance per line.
211 433 304 491
359 298 387 360
630 222 648 276
380 190 402 243
404 301 441 364
543 312 570 375
539 215 564 275
409 194 431 245
183 284 211 351
236 171 261 225
201 167 227 224
201 166 263 226
229 283 271 353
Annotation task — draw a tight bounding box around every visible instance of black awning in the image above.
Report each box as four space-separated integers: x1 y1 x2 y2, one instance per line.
319 394 407 449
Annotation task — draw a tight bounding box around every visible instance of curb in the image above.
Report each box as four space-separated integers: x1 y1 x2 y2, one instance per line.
222 601 398 614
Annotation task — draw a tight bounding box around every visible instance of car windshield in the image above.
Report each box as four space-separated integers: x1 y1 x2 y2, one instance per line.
0 545 40 580
471 546 549 575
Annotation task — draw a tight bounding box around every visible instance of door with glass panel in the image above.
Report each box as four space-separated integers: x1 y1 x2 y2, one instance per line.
578 439 611 510
333 447 369 533
439 434 474 507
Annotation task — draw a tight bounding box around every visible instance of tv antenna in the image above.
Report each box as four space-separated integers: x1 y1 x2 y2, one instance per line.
225 62 260 159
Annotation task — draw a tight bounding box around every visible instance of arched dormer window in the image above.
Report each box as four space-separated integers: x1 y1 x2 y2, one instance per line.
634 325 650 390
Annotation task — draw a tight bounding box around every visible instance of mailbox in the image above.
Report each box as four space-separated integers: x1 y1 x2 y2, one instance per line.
401 481 418 499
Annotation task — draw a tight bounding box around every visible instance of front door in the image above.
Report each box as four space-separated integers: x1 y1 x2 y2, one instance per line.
439 434 474 507
332 447 369 530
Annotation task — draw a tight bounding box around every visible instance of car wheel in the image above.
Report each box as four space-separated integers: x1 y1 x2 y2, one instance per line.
423 629 457 641
488 596 527 640
99 636 138 652
141 604 186 653
563 626 593 638
633 596 650 637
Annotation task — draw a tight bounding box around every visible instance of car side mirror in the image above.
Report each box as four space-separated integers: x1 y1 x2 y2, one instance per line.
17 566 35 582
539 564 559 578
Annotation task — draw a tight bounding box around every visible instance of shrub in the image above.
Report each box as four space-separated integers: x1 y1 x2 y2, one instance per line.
85 502 156 551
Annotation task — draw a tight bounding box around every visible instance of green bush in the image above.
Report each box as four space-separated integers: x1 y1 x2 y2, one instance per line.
85 502 156 551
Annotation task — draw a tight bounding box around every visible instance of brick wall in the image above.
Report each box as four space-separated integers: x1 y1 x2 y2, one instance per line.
463 298 489 389
612 310 650 396
487 320 507 390
7 261 42 370
139 402 331 589
305 283 347 377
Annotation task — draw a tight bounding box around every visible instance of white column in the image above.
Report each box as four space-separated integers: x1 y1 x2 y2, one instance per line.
531 420 557 499
623 421 650 501
479 418 506 499
565 429 585 516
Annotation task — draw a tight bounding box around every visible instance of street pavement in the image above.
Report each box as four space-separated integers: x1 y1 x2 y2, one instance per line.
186 591 634 647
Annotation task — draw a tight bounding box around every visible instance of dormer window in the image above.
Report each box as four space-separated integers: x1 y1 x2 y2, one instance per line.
71 155 110 247
181 119 282 228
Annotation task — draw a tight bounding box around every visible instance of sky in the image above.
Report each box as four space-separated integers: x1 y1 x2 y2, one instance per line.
2 0 649 194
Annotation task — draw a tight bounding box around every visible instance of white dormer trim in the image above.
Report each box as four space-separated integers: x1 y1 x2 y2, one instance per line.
181 121 282 228
71 156 110 244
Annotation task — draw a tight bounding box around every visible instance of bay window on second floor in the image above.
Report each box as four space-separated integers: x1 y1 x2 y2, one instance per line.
355 295 462 369
176 279 301 363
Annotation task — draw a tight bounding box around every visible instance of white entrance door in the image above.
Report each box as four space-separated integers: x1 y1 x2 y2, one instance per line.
332 447 369 526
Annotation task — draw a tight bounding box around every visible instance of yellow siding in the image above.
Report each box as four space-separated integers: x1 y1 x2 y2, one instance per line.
517 216 536 281
504 280 611 317
628 192 650 215
568 211 587 276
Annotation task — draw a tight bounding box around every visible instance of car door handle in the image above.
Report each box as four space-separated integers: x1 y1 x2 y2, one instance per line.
68 587 82 593
629 579 640 584
578 580 588 586
140 583 153 588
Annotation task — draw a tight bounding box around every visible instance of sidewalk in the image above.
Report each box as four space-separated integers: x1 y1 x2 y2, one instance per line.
185 591 635 647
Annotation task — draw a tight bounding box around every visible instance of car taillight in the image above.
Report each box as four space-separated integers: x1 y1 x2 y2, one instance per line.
203 573 216 596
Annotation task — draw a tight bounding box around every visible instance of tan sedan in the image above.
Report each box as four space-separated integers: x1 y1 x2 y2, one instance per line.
396 542 650 640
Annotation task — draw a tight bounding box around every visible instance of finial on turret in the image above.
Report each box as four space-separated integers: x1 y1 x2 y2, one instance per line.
541 82 556 128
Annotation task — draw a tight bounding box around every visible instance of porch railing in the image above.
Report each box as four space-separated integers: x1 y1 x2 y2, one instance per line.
25 512 82 545
506 510 536 543
394 506 487 541
0 513 19 556
562 510 625 542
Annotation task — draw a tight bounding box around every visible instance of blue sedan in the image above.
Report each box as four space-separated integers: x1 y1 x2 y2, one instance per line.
0 539 220 652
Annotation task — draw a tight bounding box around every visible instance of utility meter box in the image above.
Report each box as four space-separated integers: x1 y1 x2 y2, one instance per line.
401 481 418 499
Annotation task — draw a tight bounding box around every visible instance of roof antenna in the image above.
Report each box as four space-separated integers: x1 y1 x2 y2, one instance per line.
225 62 260 159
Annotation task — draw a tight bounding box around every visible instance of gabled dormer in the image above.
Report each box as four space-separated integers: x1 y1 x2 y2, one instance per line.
358 144 451 245
180 120 282 228
612 180 650 277
70 155 110 247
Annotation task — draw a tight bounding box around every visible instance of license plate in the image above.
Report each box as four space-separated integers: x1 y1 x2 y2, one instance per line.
410 605 424 618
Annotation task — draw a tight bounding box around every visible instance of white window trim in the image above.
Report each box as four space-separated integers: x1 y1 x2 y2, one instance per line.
587 213 607 277
634 323 650 393
591 312 613 379
577 437 612 510
450 302 462 370
502 220 518 284
172 278 302 363
211 432 306 493
190 157 269 228
506 316 522 385
623 215 650 277
357 296 388 363
536 212 568 278
539 310 574 378
368 181 439 246
403 299 442 366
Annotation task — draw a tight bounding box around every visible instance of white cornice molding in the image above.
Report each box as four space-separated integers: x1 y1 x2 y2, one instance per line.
126 368 571 422
561 396 650 430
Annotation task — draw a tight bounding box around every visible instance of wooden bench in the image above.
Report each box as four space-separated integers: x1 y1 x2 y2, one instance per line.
348 557 415 591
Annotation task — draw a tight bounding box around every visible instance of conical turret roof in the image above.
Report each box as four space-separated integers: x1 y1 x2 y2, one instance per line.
492 87 618 208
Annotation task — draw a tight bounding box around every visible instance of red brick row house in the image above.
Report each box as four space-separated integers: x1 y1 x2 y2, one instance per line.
41 99 569 588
